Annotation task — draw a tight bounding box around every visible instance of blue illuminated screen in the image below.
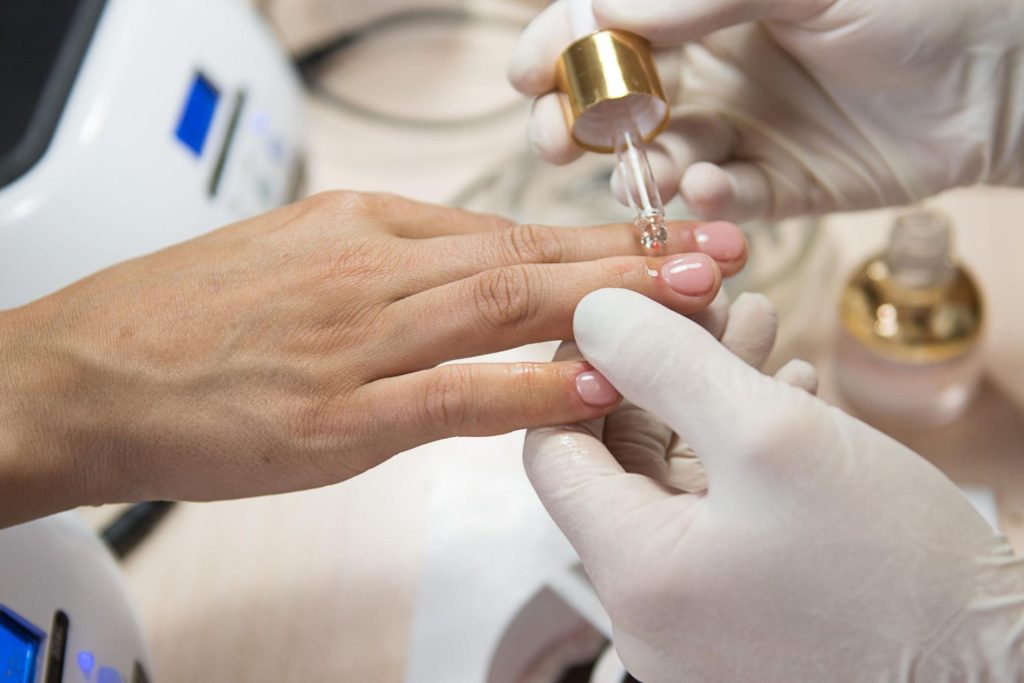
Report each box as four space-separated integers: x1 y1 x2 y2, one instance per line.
0 606 44 683
175 72 220 156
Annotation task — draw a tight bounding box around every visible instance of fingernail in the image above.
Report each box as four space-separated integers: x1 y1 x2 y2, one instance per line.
694 221 746 262
575 370 620 407
661 254 716 296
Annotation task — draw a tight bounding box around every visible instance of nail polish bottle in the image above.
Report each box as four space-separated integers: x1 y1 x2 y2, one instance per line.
835 209 985 430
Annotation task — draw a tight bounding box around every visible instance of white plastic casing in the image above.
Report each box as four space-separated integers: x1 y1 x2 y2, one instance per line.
0 515 148 682
0 0 305 309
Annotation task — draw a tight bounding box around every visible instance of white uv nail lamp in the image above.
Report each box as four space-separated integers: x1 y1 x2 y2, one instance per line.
0 515 150 683
0 0 304 680
0 0 305 310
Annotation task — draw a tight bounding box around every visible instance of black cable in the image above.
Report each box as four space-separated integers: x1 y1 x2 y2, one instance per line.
294 8 528 131
100 501 175 560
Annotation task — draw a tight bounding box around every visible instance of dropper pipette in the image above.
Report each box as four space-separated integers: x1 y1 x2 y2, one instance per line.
561 0 670 254
613 115 670 253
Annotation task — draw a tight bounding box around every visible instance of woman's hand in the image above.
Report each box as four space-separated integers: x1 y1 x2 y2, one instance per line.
0 191 746 526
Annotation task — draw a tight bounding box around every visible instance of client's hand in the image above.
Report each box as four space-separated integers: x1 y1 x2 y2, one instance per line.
0 192 745 527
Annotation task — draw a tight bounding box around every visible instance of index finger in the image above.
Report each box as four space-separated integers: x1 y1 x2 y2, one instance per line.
403 219 747 294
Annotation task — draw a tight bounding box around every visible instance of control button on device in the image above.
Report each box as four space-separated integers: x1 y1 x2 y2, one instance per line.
43 611 69 683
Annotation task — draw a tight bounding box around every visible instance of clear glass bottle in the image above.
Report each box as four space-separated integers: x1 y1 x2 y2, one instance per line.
835 209 985 430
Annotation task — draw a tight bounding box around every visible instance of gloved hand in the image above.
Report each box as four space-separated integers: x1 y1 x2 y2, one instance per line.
525 289 1024 682
509 0 1024 221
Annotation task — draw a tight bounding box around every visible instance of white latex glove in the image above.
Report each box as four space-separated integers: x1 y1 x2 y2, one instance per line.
524 289 1024 682
509 0 1024 221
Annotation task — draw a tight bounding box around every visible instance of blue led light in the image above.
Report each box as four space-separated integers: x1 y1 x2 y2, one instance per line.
0 605 44 683
98 665 125 683
78 650 96 678
175 72 221 156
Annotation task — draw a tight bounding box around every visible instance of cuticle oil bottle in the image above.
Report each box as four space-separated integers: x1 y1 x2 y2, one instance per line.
835 208 985 430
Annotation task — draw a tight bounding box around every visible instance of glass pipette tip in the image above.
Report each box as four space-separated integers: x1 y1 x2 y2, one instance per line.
613 115 669 255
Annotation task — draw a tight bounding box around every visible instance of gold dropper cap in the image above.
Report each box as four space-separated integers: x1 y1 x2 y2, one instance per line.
839 209 985 364
556 30 670 153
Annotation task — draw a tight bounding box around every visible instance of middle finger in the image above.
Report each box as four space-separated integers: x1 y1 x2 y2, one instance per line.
375 252 722 377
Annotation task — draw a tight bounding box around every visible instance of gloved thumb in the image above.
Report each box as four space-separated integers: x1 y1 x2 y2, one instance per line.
593 0 833 44
573 289 816 484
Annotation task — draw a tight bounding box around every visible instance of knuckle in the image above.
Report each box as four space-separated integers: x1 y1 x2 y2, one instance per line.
287 386 346 446
422 365 475 433
503 223 563 264
282 395 364 482
314 189 382 218
313 189 358 210
473 266 535 329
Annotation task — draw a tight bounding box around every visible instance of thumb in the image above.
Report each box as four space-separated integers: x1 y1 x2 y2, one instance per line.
523 342 679 563
594 0 834 44
573 289 814 482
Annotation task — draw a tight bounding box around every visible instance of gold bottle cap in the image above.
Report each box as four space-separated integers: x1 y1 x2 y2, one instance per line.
556 30 669 153
839 210 985 364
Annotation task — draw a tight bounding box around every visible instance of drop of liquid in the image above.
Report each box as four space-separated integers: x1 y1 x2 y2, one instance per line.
638 213 669 253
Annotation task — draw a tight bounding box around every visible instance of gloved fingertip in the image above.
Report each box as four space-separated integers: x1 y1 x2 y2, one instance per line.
681 162 737 220
507 0 572 96
529 95 584 165
774 359 819 395
689 288 731 340
507 60 553 98
732 292 776 323
721 292 778 369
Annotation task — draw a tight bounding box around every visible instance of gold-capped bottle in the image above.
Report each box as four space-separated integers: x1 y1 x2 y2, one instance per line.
835 209 985 430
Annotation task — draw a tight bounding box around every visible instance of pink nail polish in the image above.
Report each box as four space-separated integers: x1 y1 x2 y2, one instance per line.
661 254 716 296
694 221 746 262
575 371 620 407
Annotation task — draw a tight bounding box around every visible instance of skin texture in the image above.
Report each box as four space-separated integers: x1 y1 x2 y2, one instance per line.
0 190 746 528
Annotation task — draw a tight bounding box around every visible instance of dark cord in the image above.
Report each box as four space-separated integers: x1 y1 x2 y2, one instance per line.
100 501 175 560
294 8 528 131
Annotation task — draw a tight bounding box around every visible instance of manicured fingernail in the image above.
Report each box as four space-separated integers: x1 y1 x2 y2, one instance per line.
661 253 716 296
694 221 746 262
575 370 620 407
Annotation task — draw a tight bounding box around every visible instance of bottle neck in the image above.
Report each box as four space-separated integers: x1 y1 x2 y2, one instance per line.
884 210 956 288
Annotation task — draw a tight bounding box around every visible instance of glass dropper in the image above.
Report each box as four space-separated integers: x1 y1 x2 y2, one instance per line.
563 0 670 255
612 114 669 254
